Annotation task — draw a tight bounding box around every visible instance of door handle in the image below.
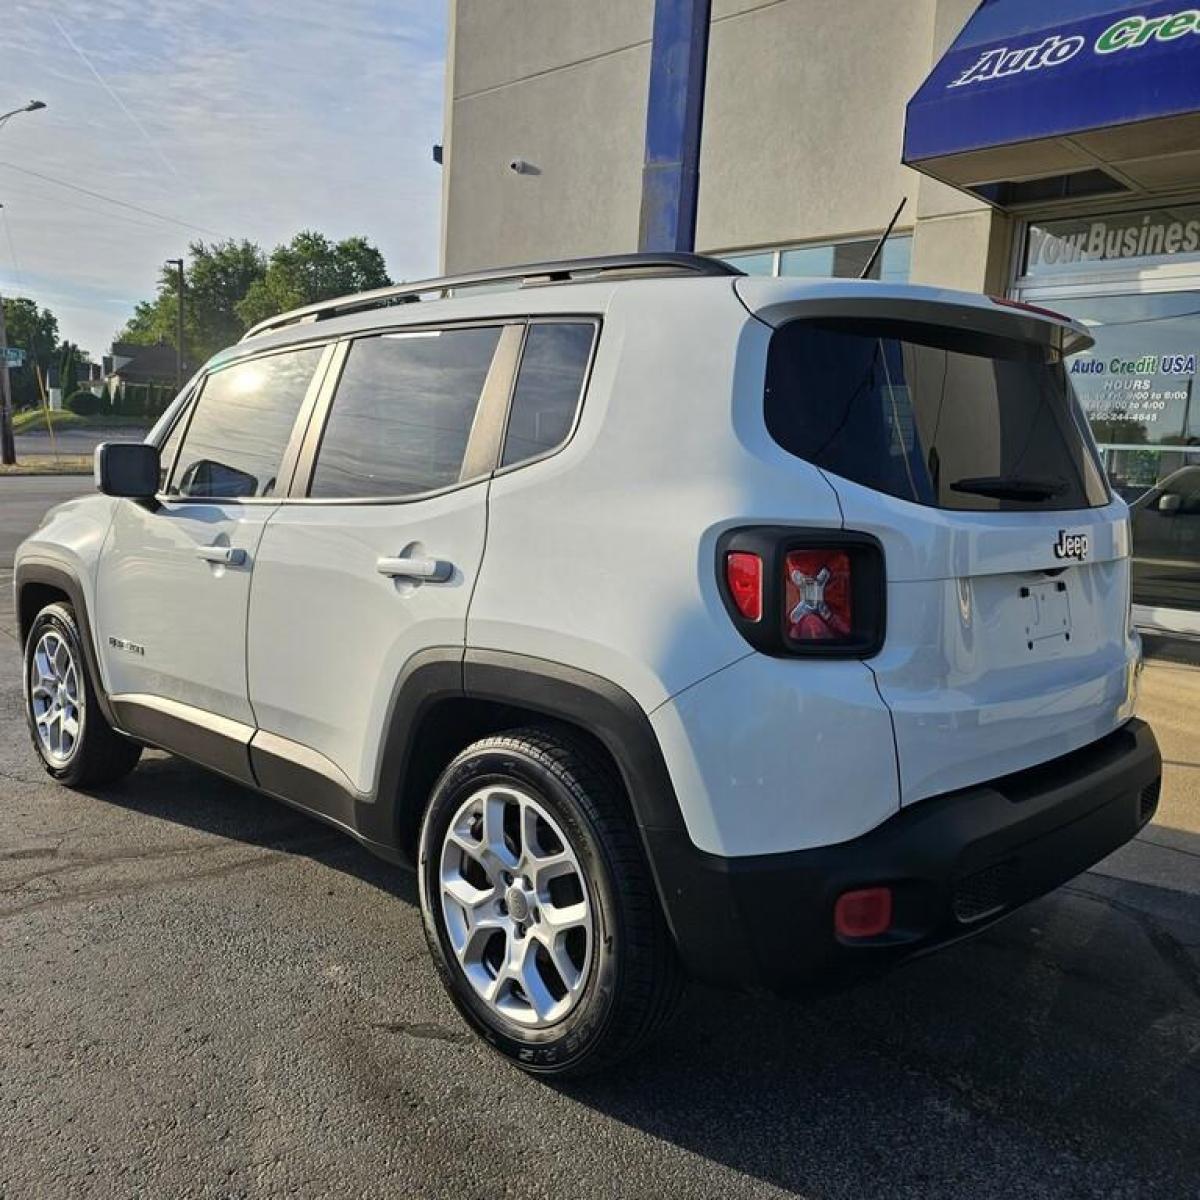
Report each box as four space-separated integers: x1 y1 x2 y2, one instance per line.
196 544 246 566
376 555 453 582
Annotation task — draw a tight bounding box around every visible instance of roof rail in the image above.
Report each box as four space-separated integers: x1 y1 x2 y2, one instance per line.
240 251 742 341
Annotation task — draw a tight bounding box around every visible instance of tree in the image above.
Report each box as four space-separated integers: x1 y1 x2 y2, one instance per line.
236 232 391 330
119 239 267 368
3 297 60 408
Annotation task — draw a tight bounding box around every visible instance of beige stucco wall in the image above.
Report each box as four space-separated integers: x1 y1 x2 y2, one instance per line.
696 0 938 252
441 0 1007 293
441 0 653 273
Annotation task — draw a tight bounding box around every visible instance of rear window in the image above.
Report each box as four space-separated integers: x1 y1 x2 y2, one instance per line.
765 318 1110 511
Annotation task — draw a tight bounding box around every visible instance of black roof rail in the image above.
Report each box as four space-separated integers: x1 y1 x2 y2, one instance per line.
240 251 742 341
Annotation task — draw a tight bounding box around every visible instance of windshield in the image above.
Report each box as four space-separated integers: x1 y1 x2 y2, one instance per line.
764 317 1110 512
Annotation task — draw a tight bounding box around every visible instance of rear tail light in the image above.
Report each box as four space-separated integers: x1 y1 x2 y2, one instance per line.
784 549 852 641
717 527 885 657
725 552 763 621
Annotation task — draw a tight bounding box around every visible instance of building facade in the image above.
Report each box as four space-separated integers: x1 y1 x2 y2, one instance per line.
440 0 1200 635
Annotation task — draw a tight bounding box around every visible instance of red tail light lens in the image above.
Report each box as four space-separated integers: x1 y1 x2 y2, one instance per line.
784 550 852 641
725 552 763 621
834 886 893 939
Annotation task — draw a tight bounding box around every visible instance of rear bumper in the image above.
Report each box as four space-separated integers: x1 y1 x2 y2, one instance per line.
646 718 1161 993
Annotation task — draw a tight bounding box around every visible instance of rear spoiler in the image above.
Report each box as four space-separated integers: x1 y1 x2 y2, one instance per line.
734 278 1093 356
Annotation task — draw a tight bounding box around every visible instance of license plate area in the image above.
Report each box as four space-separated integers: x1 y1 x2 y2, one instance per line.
1022 579 1071 646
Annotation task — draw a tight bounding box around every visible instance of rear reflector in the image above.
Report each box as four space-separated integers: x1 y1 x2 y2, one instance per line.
725 551 763 622
834 887 893 938
784 549 852 641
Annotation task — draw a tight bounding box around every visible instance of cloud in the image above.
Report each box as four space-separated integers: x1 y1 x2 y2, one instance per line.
1 0 446 358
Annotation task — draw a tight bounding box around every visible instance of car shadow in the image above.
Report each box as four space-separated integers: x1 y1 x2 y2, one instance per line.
84 751 1200 1197
87 750 418 905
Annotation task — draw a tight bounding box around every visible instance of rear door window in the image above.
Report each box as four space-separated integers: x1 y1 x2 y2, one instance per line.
310 327 502 498
500 322 595 468
765 318 1110 511
169 347 323 499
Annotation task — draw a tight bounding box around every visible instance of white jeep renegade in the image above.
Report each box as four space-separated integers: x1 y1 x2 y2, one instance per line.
15 253 1162 1076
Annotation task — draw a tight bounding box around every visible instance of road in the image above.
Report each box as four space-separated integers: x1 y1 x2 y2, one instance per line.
1 478 1197 1198
13 425 148 461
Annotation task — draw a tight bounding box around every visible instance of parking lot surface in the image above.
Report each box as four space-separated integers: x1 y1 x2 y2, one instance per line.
1 479 1198 1198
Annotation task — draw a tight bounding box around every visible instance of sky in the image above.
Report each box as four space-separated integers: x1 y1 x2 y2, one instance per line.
2 0 446 359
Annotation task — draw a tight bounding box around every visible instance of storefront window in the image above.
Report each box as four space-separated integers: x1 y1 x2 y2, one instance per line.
1022 205 1200 280
716 235 912 283
720 250 776 275
1017 206 1200 625
1064 292 1200 456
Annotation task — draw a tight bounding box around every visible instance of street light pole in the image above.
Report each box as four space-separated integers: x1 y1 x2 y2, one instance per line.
166 258 184 390
0 99 47 465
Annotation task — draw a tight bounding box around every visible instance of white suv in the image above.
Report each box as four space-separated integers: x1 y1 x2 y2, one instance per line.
15 253 1162 1076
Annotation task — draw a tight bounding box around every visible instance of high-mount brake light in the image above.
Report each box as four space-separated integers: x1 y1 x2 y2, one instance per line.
990 296 1070 322
716 527 886 658
725 552 763 622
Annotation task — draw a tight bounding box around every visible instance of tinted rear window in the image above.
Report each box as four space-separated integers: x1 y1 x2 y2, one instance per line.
765 318 1110 511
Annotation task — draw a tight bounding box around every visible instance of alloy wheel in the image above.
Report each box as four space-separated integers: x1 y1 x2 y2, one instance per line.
29 629 83 765
438 784 594 1028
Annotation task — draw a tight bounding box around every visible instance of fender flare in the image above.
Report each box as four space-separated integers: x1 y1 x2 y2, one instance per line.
460 648 686 835
14 559 118 727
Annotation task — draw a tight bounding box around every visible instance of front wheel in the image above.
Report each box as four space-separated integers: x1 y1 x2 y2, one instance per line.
23 601 141 787
418 727 682 1077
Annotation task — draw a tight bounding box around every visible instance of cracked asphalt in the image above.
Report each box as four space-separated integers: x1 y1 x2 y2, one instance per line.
1 477 1198 1199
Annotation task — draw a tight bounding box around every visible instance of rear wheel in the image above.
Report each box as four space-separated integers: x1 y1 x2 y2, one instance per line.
418 727 683 1077
23 602 141 787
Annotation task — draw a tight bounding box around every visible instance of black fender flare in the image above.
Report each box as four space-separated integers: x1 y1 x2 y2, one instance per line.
367 647 737 974
14 559 119 727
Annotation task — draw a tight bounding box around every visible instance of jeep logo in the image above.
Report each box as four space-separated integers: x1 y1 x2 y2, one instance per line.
1053 530 1089 561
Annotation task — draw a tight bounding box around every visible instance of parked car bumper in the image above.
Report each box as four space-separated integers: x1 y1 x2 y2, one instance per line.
645 717 1162 994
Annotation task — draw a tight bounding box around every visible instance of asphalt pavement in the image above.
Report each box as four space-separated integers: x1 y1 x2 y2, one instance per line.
13 425 148 461
1 477 1197 1199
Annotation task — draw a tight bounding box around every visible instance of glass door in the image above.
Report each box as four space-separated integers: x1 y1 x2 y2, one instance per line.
1016 216 1200 638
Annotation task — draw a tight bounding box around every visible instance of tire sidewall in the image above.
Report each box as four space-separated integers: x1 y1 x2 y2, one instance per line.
23 603 90 785
418 743 624 1073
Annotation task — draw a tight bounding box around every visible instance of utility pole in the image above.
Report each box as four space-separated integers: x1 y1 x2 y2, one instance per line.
0 100 47 464
166 258 184 389
0 291 14 464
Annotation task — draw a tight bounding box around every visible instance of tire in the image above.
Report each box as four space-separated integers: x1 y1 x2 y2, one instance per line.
23 601 141 787
418 726 683 1077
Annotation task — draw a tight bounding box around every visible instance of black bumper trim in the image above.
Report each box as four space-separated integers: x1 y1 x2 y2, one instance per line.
649 718 1162 993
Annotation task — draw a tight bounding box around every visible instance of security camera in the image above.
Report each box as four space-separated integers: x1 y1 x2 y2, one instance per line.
509 158 532 175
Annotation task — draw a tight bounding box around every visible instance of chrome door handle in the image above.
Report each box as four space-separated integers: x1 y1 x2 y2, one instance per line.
376 555 453 582
196 545 246 566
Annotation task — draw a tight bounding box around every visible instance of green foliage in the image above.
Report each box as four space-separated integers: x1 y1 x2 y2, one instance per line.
117 232 391 368
236 232 391 330
11 408 86 434
66 389 104 416
4 297 60 408
118 239 268 368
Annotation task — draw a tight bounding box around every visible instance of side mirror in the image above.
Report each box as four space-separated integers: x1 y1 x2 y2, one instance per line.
1157 492 1182 516
95 442 160 500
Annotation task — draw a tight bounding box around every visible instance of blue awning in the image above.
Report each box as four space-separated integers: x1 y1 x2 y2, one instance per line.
904 1 1200 206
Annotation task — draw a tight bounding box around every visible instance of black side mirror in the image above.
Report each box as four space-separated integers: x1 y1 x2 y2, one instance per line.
95 442 160 500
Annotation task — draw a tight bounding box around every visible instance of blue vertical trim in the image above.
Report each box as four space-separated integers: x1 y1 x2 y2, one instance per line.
638 0 712 252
